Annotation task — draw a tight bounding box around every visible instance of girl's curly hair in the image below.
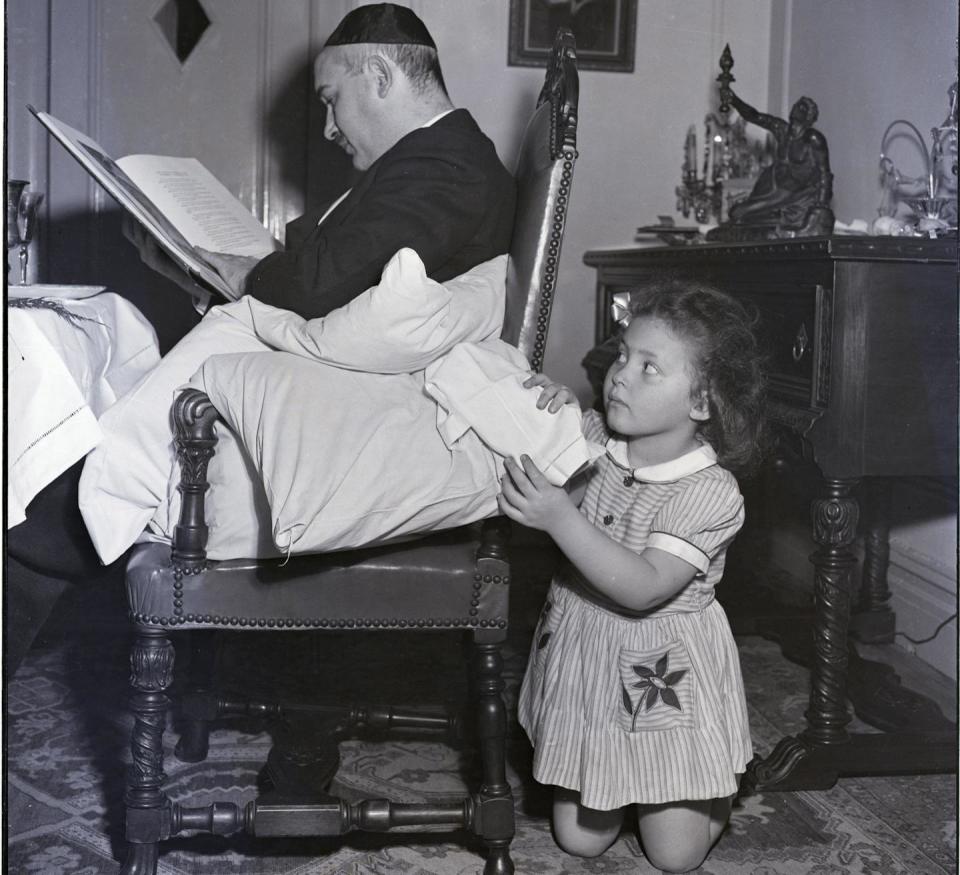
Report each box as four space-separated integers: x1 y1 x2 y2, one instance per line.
625 279 768 477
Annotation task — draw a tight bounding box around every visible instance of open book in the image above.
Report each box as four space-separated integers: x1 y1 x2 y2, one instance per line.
29 105 278 301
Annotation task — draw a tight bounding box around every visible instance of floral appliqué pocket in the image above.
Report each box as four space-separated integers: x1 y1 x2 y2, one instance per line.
616 640 697 732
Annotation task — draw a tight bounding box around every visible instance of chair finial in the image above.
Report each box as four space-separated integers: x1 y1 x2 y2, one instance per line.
537 28 579 161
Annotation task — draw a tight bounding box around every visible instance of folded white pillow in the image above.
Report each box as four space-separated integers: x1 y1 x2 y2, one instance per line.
222 247 507 374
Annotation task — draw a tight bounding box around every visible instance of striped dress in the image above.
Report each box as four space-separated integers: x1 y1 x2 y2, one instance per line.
518 409 753 810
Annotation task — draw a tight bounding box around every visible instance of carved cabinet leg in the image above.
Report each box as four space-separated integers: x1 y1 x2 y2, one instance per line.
744 477 861 793
471 633 515 875
803 477 860 746
850 477 896 644
121 627 175 875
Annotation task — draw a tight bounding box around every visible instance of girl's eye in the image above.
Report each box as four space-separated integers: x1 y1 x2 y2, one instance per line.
643 361 659 375
616 350 627 363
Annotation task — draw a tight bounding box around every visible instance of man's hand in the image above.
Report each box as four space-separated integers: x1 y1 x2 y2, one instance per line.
524 373 579 413
123 216 208 297
498 455 576 534
196 247 260 298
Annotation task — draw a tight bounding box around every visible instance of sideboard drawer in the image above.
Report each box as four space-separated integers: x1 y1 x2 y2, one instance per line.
595 277 832 410
729 281 831 409
585 238 957 479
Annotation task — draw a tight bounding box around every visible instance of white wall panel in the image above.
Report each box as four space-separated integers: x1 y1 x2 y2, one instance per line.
6 0 52 282
783 0 957 225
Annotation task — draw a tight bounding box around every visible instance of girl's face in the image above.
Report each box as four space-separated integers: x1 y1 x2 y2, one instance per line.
603 317 709 460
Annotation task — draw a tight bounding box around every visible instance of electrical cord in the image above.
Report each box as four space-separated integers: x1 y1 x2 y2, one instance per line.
894 612 957 645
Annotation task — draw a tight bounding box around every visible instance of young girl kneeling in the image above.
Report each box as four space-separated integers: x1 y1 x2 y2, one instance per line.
499 280 766 873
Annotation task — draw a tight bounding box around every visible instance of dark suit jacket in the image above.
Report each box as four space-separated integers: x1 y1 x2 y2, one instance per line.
246 109 517 318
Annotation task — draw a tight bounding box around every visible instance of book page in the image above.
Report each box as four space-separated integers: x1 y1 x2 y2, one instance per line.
117 155 277 259
29 107 236 299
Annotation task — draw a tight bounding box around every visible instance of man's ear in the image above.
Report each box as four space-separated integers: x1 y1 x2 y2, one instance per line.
366 54 393 98
690 389 710 422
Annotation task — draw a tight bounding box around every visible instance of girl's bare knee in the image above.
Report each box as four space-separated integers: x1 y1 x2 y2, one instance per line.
552 789 623 858
636 797 726 872
643 842 708 873
554 827 618 858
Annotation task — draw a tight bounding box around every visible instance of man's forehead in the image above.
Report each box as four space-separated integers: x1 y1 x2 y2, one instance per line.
314 47 350 92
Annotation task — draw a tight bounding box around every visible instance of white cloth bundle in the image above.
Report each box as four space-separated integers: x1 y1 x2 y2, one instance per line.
79 250 508 562
80 248 599 562
425 341 603 486
9 290 159 528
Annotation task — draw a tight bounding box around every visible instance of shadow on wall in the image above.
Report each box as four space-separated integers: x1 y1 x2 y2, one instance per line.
505 85 541 172
264 51 358 217
41 210 202 355
37 55 356 356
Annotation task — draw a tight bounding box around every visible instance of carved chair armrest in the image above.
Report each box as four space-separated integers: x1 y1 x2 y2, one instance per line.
478 516 512 562
172 387 221 572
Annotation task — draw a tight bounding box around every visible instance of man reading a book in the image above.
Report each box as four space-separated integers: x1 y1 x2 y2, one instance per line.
79 3 521 565
132 2 516 319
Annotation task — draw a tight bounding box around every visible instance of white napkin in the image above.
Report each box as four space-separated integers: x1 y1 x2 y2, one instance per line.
8 310 102 527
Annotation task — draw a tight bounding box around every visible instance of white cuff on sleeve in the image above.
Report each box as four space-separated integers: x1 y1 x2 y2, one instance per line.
646 532 710 573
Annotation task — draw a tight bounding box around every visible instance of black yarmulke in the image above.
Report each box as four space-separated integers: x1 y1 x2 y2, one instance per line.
324 4 436 49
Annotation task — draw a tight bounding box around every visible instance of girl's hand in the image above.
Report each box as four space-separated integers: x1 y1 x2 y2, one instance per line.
498 455 576 533
524 373 579 413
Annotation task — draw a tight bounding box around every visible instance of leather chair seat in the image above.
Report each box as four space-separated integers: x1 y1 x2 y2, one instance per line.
126 529 509 632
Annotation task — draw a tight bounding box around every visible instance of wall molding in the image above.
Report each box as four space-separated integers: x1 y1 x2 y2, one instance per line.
765 509 956 678
896 477 958 502
87 0 104 266
47 0 102 280
888 561 957 680
255 0 270 231
888 538 957 598
7 0 53 280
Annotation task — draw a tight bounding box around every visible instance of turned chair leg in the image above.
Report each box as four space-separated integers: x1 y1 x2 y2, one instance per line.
175 630 218 762
121 627 175 875
471 633 515 875
120 844 159 875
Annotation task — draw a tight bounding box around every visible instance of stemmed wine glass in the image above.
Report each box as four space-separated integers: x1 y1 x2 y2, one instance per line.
16 190 44 284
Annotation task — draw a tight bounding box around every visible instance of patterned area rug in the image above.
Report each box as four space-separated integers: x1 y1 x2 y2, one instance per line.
6 561 957 874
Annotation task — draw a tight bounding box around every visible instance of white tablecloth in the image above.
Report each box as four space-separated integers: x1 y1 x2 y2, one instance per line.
7 285 160 527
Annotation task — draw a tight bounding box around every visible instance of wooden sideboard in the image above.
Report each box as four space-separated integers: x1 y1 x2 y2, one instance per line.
584 236 958 791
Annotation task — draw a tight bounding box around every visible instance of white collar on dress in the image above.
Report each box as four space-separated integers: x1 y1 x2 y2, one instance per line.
605 438 717 483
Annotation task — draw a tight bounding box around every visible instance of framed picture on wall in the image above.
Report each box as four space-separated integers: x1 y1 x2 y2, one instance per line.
508 0 637 72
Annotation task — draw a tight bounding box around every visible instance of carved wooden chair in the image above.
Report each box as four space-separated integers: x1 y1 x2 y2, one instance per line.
119 29 578 875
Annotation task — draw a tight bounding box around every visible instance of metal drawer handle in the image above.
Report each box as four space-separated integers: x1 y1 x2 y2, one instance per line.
792 323 809 362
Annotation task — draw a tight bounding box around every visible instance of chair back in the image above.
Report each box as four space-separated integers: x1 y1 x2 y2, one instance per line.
501 28 579 373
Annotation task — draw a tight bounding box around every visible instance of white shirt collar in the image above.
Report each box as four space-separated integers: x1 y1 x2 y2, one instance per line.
316 188 351 227
605 438 717 483
422 108 455 128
